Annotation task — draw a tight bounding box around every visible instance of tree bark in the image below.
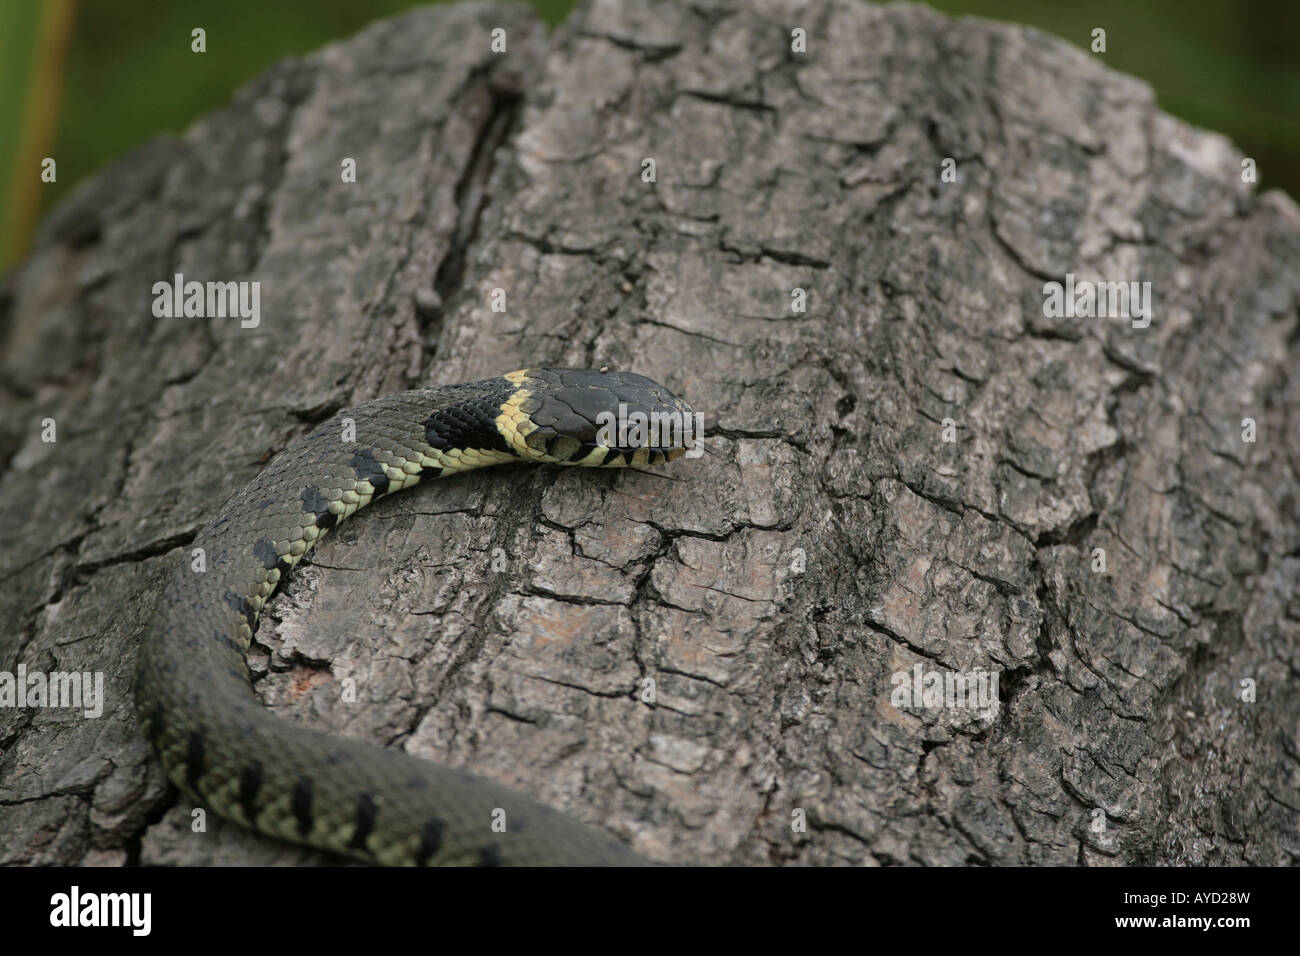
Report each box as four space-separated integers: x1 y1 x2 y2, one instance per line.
1 0 1297 866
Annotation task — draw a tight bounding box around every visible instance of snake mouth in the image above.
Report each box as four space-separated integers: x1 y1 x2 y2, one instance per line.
498 368 698 466
557 443 687 468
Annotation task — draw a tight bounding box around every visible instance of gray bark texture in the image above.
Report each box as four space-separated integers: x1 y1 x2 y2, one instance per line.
2 0 1298 866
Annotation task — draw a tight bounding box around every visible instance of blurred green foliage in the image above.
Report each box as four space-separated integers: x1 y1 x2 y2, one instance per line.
0 4 42 213
3 0 1296 269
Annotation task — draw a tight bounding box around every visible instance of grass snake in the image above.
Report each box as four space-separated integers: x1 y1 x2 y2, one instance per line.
135 368 695 865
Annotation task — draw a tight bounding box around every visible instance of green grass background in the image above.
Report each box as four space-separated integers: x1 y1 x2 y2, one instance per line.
0 4 42 200
3 0 1297 269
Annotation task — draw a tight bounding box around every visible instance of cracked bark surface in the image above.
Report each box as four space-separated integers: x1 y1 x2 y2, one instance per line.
1 0 1297 866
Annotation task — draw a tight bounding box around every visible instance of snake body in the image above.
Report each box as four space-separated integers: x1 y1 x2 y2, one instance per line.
136 368 694 865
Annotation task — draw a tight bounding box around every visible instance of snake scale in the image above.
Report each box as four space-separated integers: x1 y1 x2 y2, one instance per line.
136 368 694 865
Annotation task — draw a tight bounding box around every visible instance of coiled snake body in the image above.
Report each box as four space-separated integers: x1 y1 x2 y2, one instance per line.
136 368 694 865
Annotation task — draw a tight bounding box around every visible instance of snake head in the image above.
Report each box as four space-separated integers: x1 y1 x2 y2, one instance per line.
499 367 698 467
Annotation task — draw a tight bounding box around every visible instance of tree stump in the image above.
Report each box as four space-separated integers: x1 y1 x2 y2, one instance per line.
2 0 1297 866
